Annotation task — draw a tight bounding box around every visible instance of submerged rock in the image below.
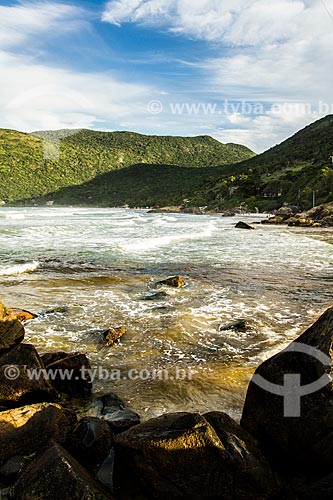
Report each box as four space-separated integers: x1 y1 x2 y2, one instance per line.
0 301 25 353
103 327 126 347
241 307 333 472
9 309 38 323
235 221 256 230
219 319 247 332
115 411 275 499
41 351 92 398
157 275 185 288
11 442 114 500
68 417 113 468
0 344 56 406
0 402 76 464
141 291 168 300
101 393 140 433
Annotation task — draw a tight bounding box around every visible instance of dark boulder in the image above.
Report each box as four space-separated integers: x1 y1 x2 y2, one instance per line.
68 417 113 468
235 221 256 230
0 302 24 353
11 442 114 500
41 351 92 397
96 450 115 495
0 344 56 407
241 307 333 472
219 319 247 332
0 402 76 464
101 393 140 433
115 411 275 499
0 455 31 484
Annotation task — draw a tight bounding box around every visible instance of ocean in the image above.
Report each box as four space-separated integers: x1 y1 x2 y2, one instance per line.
1 207 333 421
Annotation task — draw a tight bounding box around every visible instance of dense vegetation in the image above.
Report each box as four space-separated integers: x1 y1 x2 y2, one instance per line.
0 128 254 204
2 116 333 211
191 115 333 211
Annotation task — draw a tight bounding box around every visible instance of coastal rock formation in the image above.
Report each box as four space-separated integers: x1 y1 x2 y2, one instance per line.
0 301 25 352
287 217 314 227
241 307 333 472
115 411 276 500
0 402 76 464
11 442 114 500
41 351 92 397
235 221 256 230
103 327 126 347
0 344 56 406
157 275 185 287
101 393 140 433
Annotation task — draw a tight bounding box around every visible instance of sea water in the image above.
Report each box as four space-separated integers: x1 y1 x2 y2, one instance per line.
1 207 333 420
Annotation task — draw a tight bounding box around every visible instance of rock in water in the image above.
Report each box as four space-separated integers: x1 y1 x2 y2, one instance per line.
0 402 76 464
41 351 92 397
0 301 25 352
9 309 37 323
219 319 247 332
235 221 256 230
0 344 56 406
11 442 114 500
241 307 333 472
101 393 140 433
103 327 126 347
115 411 275 499
157 275 185 287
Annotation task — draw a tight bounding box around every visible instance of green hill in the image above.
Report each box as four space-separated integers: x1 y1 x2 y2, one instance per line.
0 128 254 204
191 115 333 211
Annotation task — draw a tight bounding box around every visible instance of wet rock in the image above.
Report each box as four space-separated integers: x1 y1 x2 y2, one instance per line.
96 449 115 494
0 455 31 484
103 327 126 347
141 291 168 300
241 307 333 472
41 351 92 397
157 275 185 288
235 221 256 230
0 344 56 407
43 305 69 315
0 301 25 353
101 393 140 433
9 309 37 323
219 319 247 332
0 402 76 464
68 417 113 468
115 411 276 499
11 442 114 500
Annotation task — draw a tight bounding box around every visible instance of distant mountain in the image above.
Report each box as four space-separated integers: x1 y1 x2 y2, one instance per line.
191 115 333 211
0 128 254 204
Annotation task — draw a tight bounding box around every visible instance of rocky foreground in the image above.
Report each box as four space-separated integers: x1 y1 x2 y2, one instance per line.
1 300 333 499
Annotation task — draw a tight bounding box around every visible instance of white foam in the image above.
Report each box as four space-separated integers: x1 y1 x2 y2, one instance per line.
0 261 40 276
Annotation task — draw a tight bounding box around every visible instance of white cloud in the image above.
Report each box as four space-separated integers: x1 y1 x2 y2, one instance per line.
102 0 333 152
0 1 85 48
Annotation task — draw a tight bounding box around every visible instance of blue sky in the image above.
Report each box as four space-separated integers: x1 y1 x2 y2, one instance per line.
1 0 333 152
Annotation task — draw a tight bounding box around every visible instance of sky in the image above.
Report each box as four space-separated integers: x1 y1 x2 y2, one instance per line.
0 0 333 152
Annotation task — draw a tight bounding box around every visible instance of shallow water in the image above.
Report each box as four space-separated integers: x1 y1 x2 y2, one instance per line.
1 207 333 421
